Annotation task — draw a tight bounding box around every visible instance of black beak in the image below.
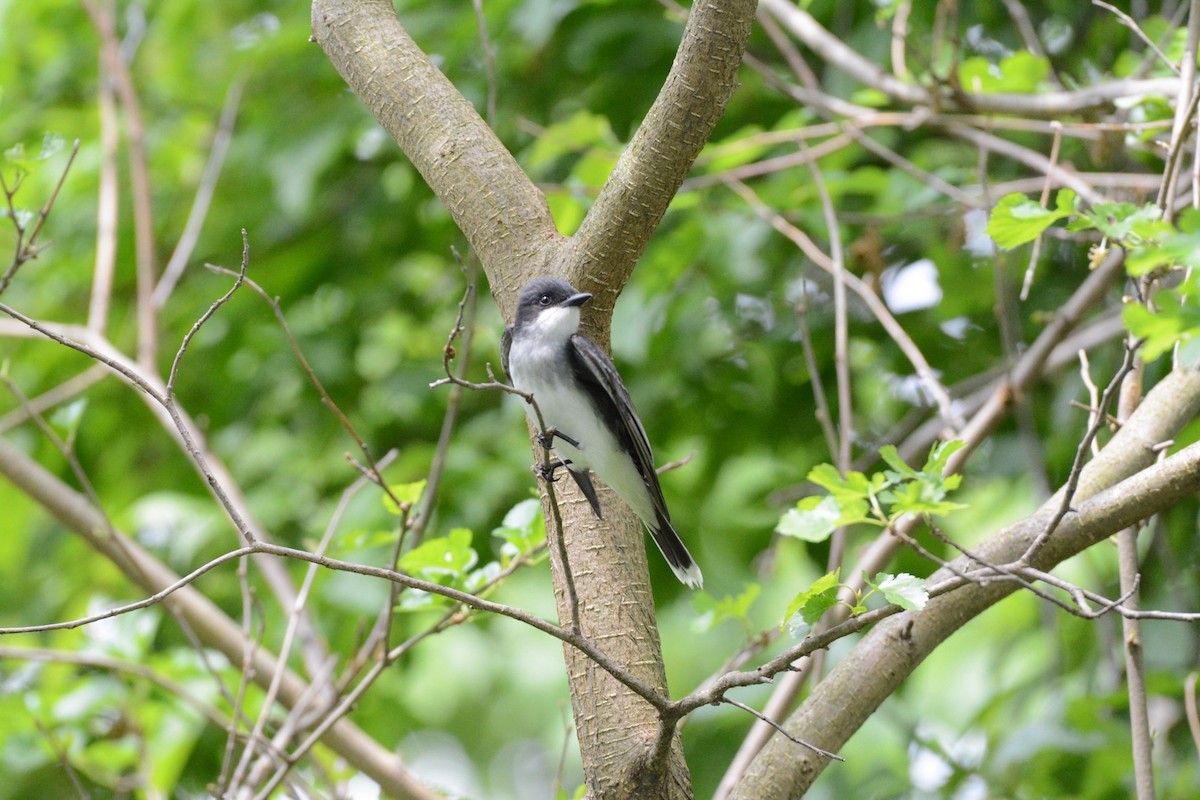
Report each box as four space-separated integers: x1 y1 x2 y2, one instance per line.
564 292 592 308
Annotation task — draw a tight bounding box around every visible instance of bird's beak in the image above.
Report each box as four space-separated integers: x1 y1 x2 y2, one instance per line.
564 292 592 308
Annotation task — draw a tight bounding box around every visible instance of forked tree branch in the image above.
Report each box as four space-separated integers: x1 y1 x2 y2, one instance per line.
311 1 759 796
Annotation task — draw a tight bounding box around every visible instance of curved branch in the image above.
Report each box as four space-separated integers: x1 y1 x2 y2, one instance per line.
310 0 561 310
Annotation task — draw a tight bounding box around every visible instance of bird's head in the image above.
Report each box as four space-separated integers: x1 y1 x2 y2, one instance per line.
513 277 593 343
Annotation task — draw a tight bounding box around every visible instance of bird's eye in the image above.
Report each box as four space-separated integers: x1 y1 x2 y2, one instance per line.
538 294 552 306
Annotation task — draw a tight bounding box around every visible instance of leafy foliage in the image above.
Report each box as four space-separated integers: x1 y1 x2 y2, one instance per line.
990 189 1200 362
986 190 1077 249
776 441 965 542
782 568 929 637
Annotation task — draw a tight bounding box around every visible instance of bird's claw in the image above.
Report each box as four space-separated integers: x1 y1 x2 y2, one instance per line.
535 458 576 483
536 462 563 482
539 427 581 450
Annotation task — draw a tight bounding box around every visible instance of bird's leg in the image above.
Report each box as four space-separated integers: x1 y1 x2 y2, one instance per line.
535 458 574 483
538 427 581 450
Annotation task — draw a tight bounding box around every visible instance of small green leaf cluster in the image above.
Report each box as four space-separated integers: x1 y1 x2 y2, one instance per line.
392 497 546 612
691 583 760 635
2 607 218 795
781 568 929 637
959 51 1052 95
988 190 1200 362
775 441 966 544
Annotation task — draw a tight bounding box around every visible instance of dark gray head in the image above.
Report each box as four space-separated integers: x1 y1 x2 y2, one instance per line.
513 277 593 337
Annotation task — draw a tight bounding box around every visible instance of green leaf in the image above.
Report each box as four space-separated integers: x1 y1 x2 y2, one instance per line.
775 497 840 542
994 51 1050 92
383 480 427 515
398 527 478 579
776 494 874 542
872 572 929 611
1069 201 1166 244
806 463 876 501
692 583 760 633
1127 230 1200 276
526 110 619 168
37 132 66 161
878 444 918 480
782 568 842 632
464 561 502 592
883 479 967 516
82 606 162 661
50 398 88 439
696 125 770 173
342 529 398 550
922 439 965 474
958 52 1050 94
492 498 546 563
986 190 1076 249
1124 282 1200 361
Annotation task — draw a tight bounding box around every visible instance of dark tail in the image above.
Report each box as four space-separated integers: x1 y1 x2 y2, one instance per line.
649 511 703 589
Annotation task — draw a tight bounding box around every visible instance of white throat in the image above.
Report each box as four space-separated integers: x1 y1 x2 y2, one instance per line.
525 305 581 344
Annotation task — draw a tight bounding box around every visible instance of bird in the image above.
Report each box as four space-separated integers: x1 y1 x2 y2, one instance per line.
501 276 703 589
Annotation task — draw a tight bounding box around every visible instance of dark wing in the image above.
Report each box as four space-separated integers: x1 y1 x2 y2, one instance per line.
567 334 702 587
500 325 513 384
566 334 670 522
567 469 603 519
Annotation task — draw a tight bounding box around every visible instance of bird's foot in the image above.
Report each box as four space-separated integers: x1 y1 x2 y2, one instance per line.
535 459 573 483
538 427 581 450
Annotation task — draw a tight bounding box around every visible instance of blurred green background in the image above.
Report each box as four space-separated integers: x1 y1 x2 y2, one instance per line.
1 0 1197 797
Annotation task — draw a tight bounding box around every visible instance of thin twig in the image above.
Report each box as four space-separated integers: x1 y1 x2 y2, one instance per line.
1093 1 1179 75
31 715 91 800
727 178 962 428
470 0 498 127
1078 349 1103 458
0 546 255 635
412 249 478 546
81 0 158 367
1185 672 1200 760
166 230 248 395
1021 340 1141 563
89 44 118 332
0 364 107 435
1019 121 1064 301
205 264 404 514
0 140 80 297
720 697 844 761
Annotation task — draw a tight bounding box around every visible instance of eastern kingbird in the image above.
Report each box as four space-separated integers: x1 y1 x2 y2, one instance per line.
501 277 703 589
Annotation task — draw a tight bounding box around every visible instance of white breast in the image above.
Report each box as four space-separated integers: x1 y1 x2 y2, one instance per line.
508 338 655 524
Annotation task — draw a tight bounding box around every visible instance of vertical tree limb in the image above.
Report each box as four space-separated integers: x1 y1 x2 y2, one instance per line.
311 1 758 795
